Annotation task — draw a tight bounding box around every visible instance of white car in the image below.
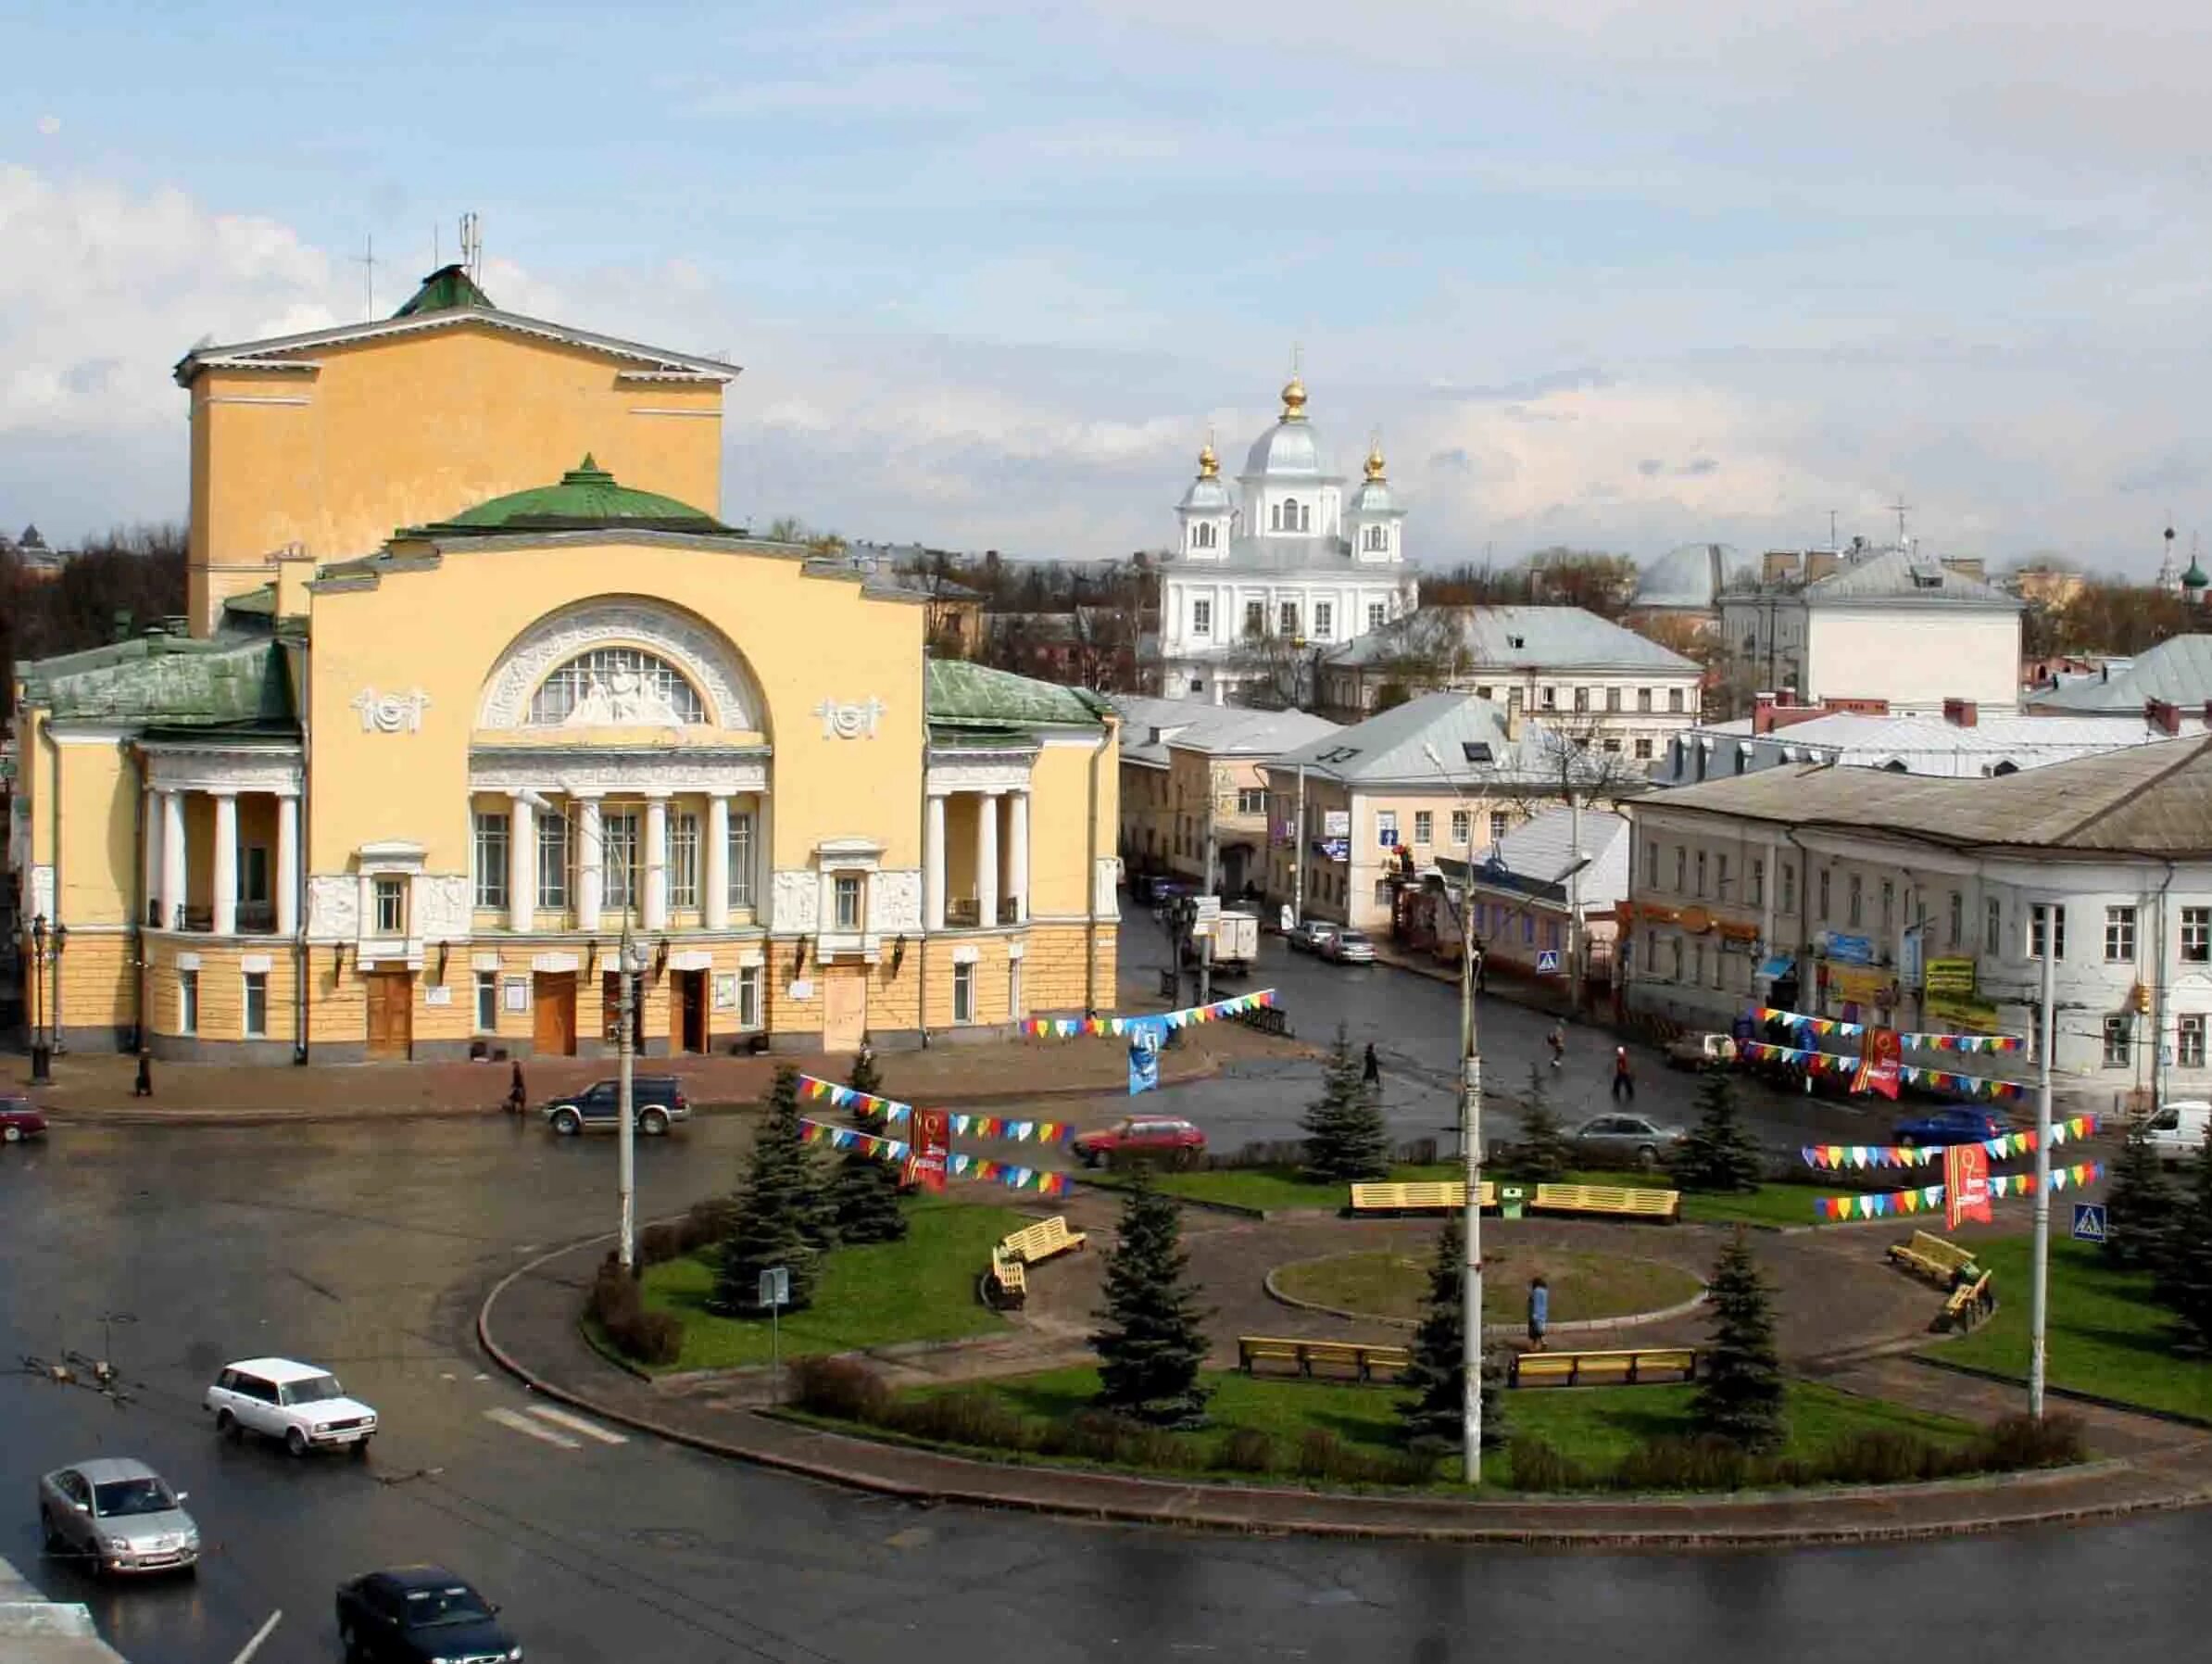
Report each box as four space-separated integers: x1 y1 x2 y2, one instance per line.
206 1356 378 1458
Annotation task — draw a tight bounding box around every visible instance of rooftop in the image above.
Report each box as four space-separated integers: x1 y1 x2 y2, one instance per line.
403 457 726 537
2030 635 2212 712
925 659 1112 732
1466 806 1632 908
1326 605 1699 674
1630 542 1755 611
1797 545 2021 611
1665 709 2200 781
19 636 295 728
1267 690 1607 789
1161 706 1339 759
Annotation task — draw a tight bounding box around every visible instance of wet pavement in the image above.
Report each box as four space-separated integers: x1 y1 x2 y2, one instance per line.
2 1046 2205 1661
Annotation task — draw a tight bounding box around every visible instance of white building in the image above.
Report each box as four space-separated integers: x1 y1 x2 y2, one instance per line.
1153 375 1417 703
1624 736 2212 1102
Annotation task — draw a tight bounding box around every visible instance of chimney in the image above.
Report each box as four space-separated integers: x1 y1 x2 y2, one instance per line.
1942 698 1978 728
1753 691 1778 735
1804 550 1841 584
1762 550 1799 586
2147 699 2181 737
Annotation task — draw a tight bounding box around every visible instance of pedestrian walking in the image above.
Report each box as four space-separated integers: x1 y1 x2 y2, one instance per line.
505 1059 528 1116
1611 1045 1635 1102
1527 1276 1550 1351
132 1050 154 1098
1547 1023 1565 1070
1362 1042 1381 1087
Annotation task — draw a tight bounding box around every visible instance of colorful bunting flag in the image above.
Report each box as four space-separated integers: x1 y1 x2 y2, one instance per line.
799 1117 1072 1197
1017 988 1277 1040
1813 1161 2105 1220
1797 1116 2098 1171
793 1076 1077 1146
1755 1006 2025 1053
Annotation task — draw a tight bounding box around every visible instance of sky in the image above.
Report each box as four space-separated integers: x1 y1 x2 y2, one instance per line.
6 0 2212 576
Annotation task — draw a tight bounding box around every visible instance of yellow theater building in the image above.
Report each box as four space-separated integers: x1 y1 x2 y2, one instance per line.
10 266 1119 1063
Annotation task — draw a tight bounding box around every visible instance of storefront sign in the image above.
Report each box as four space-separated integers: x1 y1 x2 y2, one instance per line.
1925 957 1978 996
1316 838 1349 863
1323 811 1351 838
1831 966 1888 1005
1926 992 2001 1034
1823 933 1875 966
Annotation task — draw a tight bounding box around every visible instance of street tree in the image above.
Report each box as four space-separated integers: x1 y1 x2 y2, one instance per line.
1669 1069 1764 1192
712 1066 825 1316
828 1144 910 1244
1511 1062 1574 1182
1090 1169 1213 1425
2103 1116 2176 1271
1397 1215 1504 1463
1692 1228 1785 1451
1301 1024 1392 1183
2154 1116 2212 1354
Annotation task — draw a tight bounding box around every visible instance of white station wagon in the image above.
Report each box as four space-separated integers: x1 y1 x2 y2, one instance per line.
206 1356 378 1457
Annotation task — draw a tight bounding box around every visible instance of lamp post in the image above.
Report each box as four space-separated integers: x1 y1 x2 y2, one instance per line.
522 791 642 1274
30 914 51 1085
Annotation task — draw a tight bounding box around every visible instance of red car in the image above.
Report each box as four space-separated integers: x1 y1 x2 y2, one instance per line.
0 1095 48 1144
1073 1116 1206 1169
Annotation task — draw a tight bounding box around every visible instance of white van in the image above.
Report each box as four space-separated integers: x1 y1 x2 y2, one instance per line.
2143 1100 2210 1164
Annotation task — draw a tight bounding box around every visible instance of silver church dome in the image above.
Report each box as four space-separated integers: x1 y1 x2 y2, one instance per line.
1632 541 1754 611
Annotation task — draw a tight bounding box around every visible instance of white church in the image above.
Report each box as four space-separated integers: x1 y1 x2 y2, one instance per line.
1151 375 1418 703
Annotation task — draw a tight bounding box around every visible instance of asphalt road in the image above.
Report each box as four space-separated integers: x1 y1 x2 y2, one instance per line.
4 1111 2208 1664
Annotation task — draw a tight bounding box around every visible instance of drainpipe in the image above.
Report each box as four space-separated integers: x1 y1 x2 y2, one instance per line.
2153 860 2176 1117
1086 712 1112 1014
295 637 312 1065
918 649 932 1047
132 748 149 1050
42 717 63 1051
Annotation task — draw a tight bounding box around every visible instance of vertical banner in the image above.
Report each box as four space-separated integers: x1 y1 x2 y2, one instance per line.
1853 1026 1904 1100
1944 1142 1992 1231
1126 1017 1166 1096
903 1108 951 1192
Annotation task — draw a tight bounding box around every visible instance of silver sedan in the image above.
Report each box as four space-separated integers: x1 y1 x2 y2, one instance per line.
1568 1114 1686 1171
38 1457 199 1576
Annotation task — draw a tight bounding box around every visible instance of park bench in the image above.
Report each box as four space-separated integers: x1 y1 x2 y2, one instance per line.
1529 1183 1682 1223
1887 1229 1978 1287
1509 1346 1698 1388
1347 1180 1496 1215
1000 1215 1087 1266
1237 1004 1292 1039
1238 1334 1413 1382
1939 1269 1995 1332
983 1247 1027 1310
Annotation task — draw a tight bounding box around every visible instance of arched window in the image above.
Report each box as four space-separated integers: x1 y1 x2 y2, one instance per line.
1281 499 1301 534
529 646 707 726
1269 503 1282 532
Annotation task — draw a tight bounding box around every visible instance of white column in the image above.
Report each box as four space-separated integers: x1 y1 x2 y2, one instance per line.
976 789 1000 928
276 794 299 937
577 796 604 932
160 791 186 931
704 795 731 930
211 791 239 936
925 792 947 931
1007 789 1030 925
143 787 162 927
644 795 670 931
509 792 535 934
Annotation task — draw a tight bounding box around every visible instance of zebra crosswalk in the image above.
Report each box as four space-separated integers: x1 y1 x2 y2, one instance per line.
484 1403 629 1451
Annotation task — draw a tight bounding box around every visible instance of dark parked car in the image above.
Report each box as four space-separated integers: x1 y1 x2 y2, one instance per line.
1072 1116 1207 1169
0 1094 47 1143
1893 1106 2008 1148
545 1076 687 1136
336 1567 520 1663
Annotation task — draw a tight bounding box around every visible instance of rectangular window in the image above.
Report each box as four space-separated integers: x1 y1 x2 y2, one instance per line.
1278 601 1300 637
953 961 976 1024
1313 601 1333 639
475 970 497 1033
243 971 268 1038
180 969 199 1035
1670 937 1683 981
669 811 700 909
1524 914 1535 945
1237 788 1267 816
2186 907 2212 963
1985 896 2002 957
728 811 756 910
1949 890 1964 950
834 873 864 931
1367 602 1385 632
1414 811 1433 845
2105 905 2138 963
473 811 509 910
1646 841 1660 887
243 845 270 905
1750 859 1765 907
602 811 640 910
1541 686 1558 710
1633 737 1653 760
1818 869 1830 921
1675 847 1687 891
1606 687 1622 712
1191 599 1212 637
1244 600 1265 638
1452 809 1471 848
1602 737 1621 754
1638 687 1653 713
1717 854 1731 898
372 876 407 936
2030 902 2067 961
1573 686 1590 713
1847 874 1863 927
538 813 570 910
1781 864 1796 913
1489 810 1508 844
1668 688 1686 713
1880 880 1894 930
1694 851 1707 897
1376 810 1398 848
737 964 762 1029
2182 1015 2206 1069
2103 1015 2131 1068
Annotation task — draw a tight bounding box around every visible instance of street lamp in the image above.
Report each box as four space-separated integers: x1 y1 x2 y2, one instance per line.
29 914 51 1085
1420 742 1486 1481
522 790 644 1274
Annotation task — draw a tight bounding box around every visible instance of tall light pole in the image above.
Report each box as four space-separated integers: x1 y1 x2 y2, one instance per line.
2030 933 2055 1418
522 790 642 1273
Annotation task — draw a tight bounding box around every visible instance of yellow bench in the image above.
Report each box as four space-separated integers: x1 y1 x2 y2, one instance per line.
1887 1229 1978 1286
1940 1270 1995 1331
987 1247 1027 1305
1000 1215 1087 1265
1530 1183 1682 1223
1347 1181 1497 1215
1509 1347 1698 1388
1237 1335 1413 1382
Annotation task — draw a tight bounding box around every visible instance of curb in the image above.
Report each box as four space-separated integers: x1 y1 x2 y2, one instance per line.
476 1233 2212 1547
1260 1256 1709 1337
1906 1352 2212 1431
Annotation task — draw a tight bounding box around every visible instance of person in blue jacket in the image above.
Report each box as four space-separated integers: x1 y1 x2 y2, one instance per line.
1527 1275 1550 1351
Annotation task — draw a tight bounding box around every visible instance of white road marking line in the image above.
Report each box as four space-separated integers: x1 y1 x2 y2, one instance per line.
484 1406 580 1449
230 1609 283 1664
526 1403 627 1444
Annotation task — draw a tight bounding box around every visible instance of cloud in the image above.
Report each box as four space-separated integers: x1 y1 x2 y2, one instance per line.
37 115 60 136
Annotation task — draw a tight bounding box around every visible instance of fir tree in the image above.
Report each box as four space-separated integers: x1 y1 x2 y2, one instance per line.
2154 1116 2212 1353
1397 1215 1505 1462
712 1066 826 1316
829 1145 910 1244
1300 1024 1392 1183
846 1035 885 1122
1692 1227 1785 1452
1668 1069 1763 1191
1090 1169 1213 1426
2105 1115 2177 1272
1512 1062 1574 1182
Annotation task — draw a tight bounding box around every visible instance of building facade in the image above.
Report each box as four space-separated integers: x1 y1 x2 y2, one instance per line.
1152 377 1417 703
10 271 1118 1064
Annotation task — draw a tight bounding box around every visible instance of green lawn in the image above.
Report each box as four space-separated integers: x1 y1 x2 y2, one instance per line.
1275 1246 1702 1325
639 1197 1027 1372
891 1366 1975 1488
1926 1237 2212 1423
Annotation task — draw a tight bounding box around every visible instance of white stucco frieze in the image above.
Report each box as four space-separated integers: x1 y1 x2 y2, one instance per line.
925 759 1033 795
305 876 360 942
868 868 924 934
29 864 55 922
144 749 304 796
468 751 769 798
816 697 886 739
477 601 757 732
1094 856 1120 918
770 869 820 933
416 875 474 943
354 688 433 734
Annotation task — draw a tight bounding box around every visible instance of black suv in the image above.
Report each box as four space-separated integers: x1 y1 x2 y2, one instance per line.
544 1076 688 1136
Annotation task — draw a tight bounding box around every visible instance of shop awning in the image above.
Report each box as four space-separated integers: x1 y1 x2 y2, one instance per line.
1755 955 1796 979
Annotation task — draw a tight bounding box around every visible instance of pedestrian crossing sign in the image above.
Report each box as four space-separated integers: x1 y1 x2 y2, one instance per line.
1535 949 1560 974
2071 1203 2107 1244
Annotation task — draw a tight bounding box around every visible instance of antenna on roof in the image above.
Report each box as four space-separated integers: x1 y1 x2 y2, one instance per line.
459 212 483 285
1890 496 1911 545
351 235 377 321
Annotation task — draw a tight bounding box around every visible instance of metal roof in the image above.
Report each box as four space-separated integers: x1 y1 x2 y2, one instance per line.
2029 635 2212 712
1630 542 1754 611
924 659 1111 730
1161 706 1339 759
406 457 723 536
19 637 295 727
1325 605 1698 674
1799 545 2020 611
1472 805 1632 908
1665 710 2198 780
1267 690 1602 789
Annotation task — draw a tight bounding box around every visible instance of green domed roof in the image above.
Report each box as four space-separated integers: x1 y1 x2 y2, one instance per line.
2184 558 2208 591
411 457 726 537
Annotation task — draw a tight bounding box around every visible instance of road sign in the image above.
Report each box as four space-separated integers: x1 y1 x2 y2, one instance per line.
758 1266 790 1309
1535 949 1561 974
2071 1203 2108 1244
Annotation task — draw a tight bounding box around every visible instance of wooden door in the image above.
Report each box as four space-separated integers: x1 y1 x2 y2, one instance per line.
823 964 868 1053
671 971 706 1054
533 973 576 1056
364 971 413 1060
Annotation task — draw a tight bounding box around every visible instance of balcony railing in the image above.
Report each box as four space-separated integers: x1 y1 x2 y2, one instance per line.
155 904 282 936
